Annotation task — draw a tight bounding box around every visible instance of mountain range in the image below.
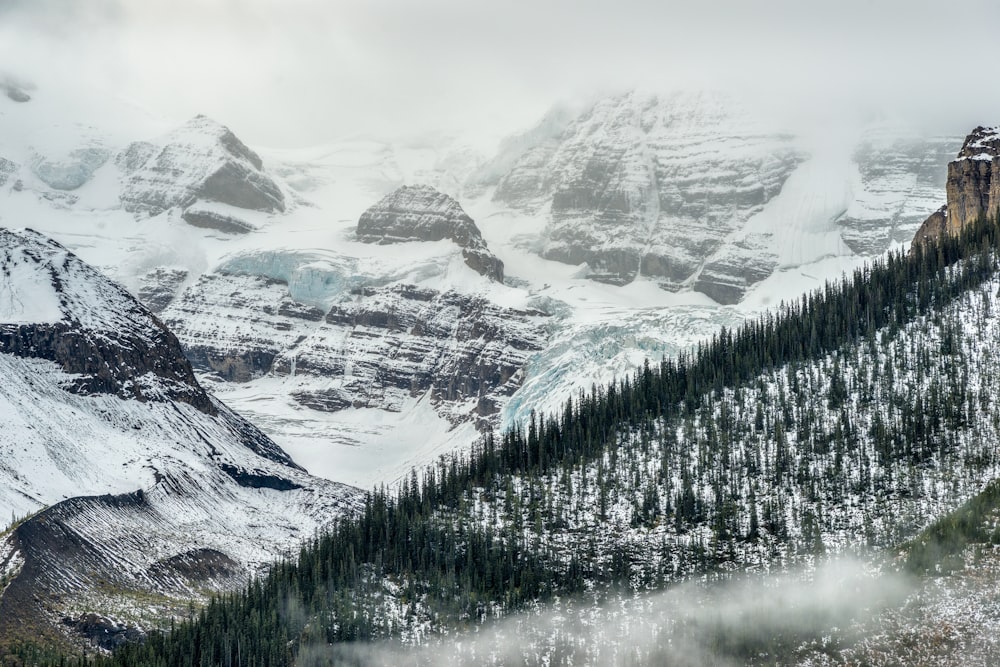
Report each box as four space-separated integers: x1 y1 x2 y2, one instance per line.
1 70 997 663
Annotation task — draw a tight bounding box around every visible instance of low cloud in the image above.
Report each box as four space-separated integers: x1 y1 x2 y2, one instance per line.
296 558 915 666
2 0 999 148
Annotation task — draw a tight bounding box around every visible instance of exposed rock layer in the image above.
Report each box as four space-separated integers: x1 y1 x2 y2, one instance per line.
282 284 545 422
489 91 804 300
164 274 547 427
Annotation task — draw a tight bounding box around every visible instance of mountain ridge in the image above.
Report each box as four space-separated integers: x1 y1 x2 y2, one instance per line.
0 228 361 652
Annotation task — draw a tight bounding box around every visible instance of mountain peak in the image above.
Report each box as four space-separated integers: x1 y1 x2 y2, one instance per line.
175 115 265 171
118 116 284 217
356 185 504 281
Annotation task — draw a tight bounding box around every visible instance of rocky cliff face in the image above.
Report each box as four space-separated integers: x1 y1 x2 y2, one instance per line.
946 126 1000 231
357 184 504 282
164 273 547 427
485 93 958 303
277 284 545 422
490 91 805 298
118 115 285 220
163 272 325 383
912 126 1000 247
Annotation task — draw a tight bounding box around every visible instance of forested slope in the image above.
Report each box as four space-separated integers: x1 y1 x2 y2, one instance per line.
12 216 1000 666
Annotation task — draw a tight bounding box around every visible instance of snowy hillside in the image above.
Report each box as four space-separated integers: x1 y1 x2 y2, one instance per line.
0 229 360 646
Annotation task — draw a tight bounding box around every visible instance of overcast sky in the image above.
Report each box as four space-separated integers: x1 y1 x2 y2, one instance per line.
1 0 999 148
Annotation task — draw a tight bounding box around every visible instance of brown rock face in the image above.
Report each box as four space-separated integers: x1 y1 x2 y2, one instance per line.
946 126 1000 231
912 205 948 246
913 126 1000 248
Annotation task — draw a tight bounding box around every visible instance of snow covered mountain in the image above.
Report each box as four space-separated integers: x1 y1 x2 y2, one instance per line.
476 91 957 303
0 75 964 494
0 229 359 647
119 114 286 222
487 91 805 299
0 68 989 660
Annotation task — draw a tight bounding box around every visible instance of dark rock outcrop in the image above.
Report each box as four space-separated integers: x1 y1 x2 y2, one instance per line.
181 205 255 234
219 464 302 491
946 126 1000 232
0 321 212 410
119 115 285 217
357 185 504 282
913 126 1000 248
62 614 144 651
